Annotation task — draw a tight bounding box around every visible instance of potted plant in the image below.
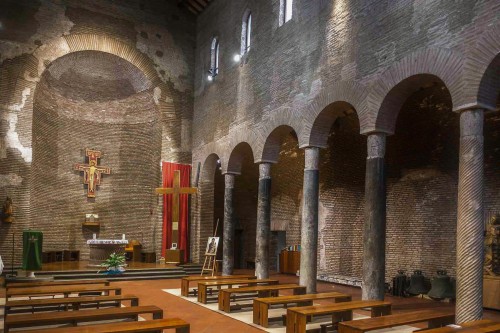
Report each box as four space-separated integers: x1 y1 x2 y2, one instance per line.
99 252 126 275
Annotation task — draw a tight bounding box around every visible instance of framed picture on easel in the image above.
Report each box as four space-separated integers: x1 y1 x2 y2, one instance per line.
205 237 219 256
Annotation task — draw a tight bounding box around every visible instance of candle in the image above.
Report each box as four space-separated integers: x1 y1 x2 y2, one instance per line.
93 233 96 240
122 234 125 240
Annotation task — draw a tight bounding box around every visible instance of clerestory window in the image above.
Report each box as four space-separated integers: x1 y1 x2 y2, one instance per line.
279 0 293 26
241 11 252 55
209 37 219 78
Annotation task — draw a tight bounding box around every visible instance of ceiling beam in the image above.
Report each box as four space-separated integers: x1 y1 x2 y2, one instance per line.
194 0 208 7
186 0 203 12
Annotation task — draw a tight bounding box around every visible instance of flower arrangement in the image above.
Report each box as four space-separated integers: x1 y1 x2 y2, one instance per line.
99 252 126 275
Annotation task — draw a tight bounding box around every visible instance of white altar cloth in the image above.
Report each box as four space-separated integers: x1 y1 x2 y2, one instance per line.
86 239 129 245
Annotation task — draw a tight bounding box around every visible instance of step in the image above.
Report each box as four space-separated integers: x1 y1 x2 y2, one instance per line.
35 268 182 275
47 272 186 280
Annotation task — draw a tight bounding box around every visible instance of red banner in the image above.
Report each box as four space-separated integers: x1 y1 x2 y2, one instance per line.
162 162 191 262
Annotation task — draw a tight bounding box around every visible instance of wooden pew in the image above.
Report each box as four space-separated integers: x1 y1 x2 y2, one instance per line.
218 284 307 313
181 274 256 296
4 305 163 332
197 278 279 303
7 285 122 299
421 319 500 333
338 309 454 333
6 294 139 314
286 300 391 333
6 279 110 290
253 291 351 327
17 318 190 333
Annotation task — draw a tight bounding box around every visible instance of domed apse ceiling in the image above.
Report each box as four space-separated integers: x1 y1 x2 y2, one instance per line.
42 50 152 102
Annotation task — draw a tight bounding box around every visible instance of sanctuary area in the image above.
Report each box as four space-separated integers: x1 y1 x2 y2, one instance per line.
0 0 499 332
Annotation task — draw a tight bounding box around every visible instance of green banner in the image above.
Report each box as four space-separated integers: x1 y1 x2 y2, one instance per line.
22 230 43 271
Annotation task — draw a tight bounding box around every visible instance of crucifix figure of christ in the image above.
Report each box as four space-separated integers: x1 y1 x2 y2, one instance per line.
155 170 197 246
74 149 111 198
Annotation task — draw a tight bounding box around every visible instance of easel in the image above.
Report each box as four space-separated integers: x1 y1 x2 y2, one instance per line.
201 219 219 276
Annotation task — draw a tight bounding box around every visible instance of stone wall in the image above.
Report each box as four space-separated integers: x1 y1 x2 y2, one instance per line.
0 0 195 265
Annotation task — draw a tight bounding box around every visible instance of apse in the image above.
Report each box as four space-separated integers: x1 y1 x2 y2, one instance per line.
30 51 162 259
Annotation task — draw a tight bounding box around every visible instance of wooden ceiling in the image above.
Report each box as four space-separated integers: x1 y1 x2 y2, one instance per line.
177 0 212 15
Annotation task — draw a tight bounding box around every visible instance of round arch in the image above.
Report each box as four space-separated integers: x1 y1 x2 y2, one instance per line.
306 101 359 148
374 74 452 135
365 47 464 134
252 108 302 163
191 153 223 262
258 124 298 163
298 80 368 145
225 142 254 175
460 23 500 111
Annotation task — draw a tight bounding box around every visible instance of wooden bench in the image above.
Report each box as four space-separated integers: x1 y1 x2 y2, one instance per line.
4 305 163 332
17 318 190 333
218 284 307 313
6 279 110 290
6 294 139 314
421 319 500 333
181 274 255 296
253 292 352 327
286 300 392 333
197 278 279 303
7 285 122 299
338 309 454 333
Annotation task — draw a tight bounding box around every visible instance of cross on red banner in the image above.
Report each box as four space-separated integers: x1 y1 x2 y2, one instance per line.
161 162 192 262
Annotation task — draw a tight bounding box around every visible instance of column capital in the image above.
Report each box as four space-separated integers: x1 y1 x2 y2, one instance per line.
222 171 240 176
259 162 272 180
367 133 386 159
304 146 320 171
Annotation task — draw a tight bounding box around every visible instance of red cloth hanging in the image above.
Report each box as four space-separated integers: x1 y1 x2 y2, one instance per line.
162 162 191 262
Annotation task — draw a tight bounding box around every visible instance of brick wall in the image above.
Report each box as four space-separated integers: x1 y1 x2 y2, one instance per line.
191 0 499 280
0 0 195 265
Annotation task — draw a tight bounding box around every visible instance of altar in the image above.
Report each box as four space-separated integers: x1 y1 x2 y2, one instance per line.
86 239 129 267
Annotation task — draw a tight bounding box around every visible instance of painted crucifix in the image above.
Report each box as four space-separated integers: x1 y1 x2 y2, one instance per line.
155 170 197 245
74 149 111 198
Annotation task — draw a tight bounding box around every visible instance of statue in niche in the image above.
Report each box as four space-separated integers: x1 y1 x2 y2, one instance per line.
1 196 13 223
484 214 500 276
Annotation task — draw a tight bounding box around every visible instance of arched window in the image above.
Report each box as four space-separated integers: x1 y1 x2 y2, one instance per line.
210 37 219 77
279 0 293 26
241 12 252 55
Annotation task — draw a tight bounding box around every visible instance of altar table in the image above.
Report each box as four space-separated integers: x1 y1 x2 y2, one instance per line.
86 239 128 267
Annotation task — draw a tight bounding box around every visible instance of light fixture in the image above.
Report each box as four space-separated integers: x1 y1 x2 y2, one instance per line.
233 54 241 63
207 74 213 81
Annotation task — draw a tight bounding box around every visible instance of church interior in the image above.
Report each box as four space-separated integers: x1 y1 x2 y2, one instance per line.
0 0 499 332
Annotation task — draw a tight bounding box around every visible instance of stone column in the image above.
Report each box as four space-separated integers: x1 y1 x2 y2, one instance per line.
256 162 272 279
222 173 236 276
456 109 484 324
362 133 387 300
299 147 320 293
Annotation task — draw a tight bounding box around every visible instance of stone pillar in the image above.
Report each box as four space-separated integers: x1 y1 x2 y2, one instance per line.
362 133 387 300
222 173 236 276
299 147 320 293
456 109 484 324
256 162 272 279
